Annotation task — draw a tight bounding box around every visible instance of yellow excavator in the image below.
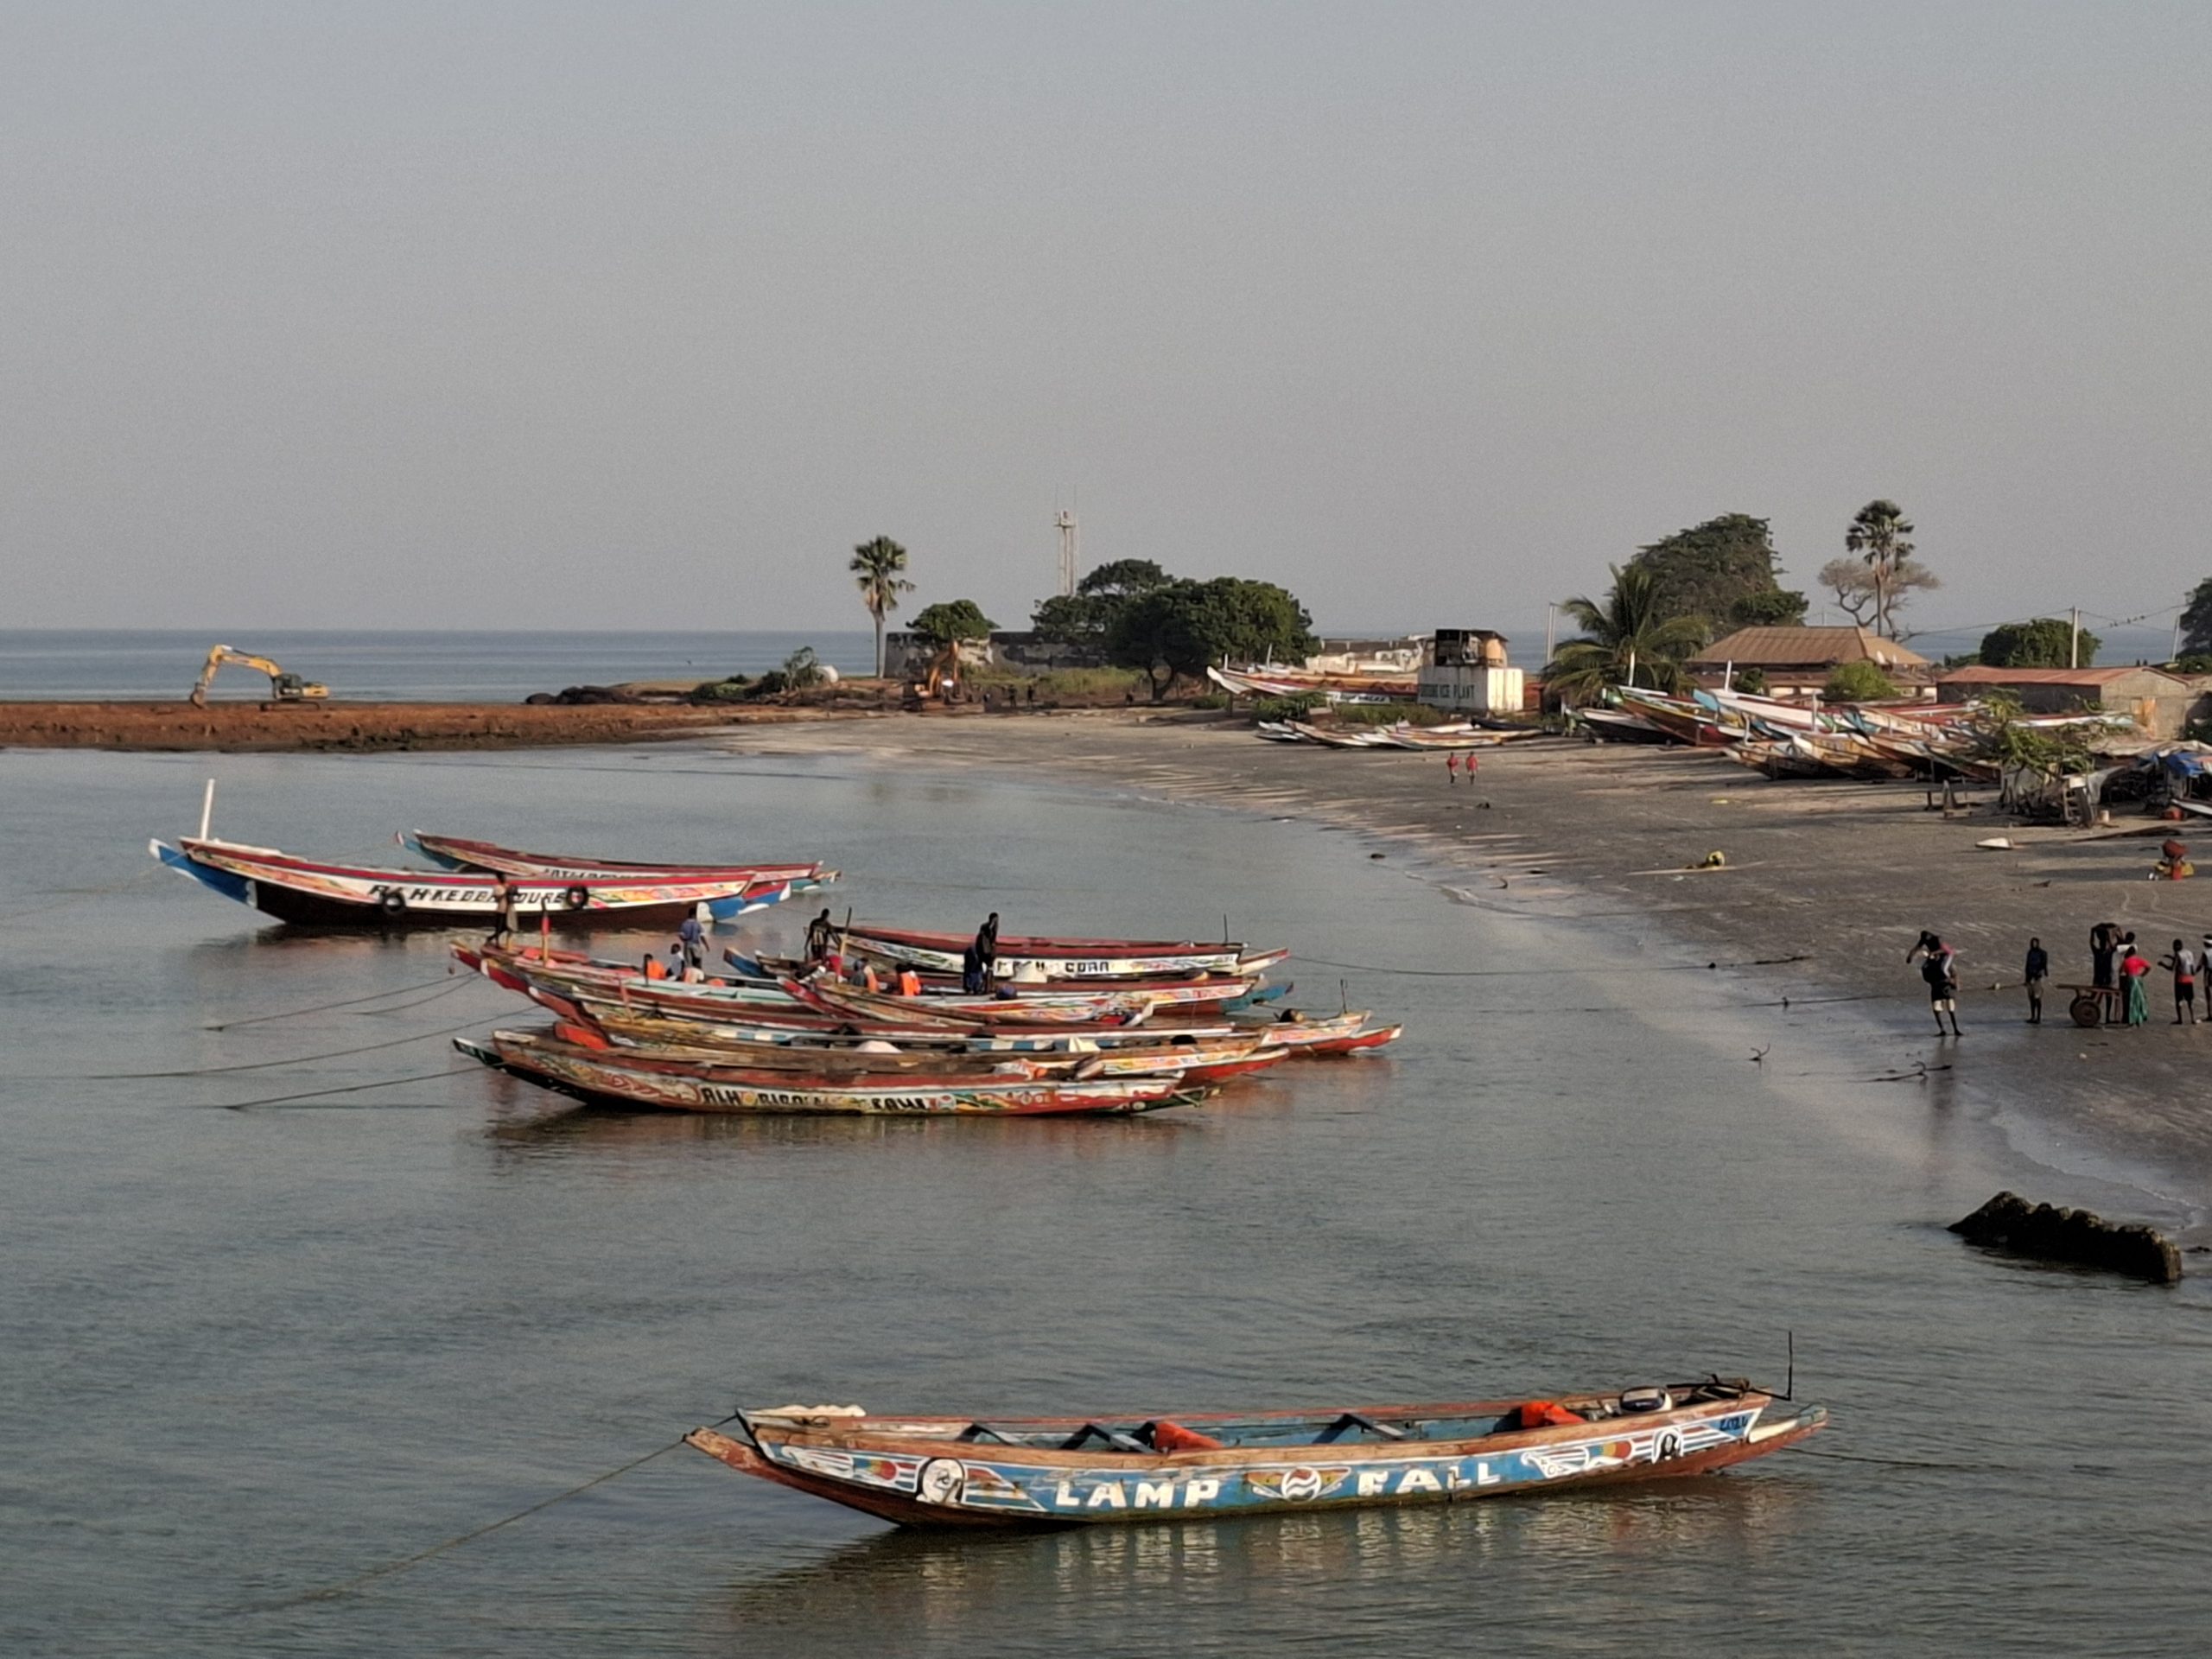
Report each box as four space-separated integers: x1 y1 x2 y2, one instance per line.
188 645 329 707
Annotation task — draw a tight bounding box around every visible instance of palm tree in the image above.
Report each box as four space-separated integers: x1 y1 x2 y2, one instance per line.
1544 564 1707 702
849 537 915 678
1844 500 1913 637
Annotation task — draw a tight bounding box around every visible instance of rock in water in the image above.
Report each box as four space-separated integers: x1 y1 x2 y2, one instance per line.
1948 1191 2183 1285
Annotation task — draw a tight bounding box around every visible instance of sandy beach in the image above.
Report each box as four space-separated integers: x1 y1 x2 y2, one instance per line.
718 709 2212 1221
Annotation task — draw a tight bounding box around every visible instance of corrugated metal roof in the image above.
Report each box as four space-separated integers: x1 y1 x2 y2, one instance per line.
1936 664 2185 686
1688 626 1929 668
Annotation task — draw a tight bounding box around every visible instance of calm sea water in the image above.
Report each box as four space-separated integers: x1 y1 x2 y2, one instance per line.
2 741 2206 1657
0 630 880 702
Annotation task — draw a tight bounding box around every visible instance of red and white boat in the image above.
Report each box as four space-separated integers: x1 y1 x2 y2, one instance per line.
402 831 834 889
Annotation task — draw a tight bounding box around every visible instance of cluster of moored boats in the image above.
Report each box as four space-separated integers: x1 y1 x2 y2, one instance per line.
454 908 1401 1117
152 819 1401 1118
1578 686 2125 780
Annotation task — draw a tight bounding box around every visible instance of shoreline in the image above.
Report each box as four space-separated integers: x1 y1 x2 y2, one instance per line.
0 698 880 753
709 710 2212 1230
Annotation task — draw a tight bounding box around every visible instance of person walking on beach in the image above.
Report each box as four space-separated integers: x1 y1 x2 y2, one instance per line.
2120 941 2152 1027
677 911 707 975
2024 937 2049 1025
489 874 518 945
1909 931 1961 1036
805 906 835 963
1446 753 1459 785
2160 938 2198 1024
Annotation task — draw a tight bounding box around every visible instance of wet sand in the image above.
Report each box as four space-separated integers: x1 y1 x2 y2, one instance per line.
0 698 874 752
722 710 2212 1219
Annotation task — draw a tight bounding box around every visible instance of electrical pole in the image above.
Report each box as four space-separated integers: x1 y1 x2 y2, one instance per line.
1543 603 1556 664
2069 606 2080 670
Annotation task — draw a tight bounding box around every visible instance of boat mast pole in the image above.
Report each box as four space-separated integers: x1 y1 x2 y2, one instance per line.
199 778 215 840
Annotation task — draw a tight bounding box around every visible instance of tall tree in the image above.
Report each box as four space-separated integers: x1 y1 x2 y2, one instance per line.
849 537 915 677
1545 564 1708 700
909 599 998 647
1628 514 1806 639
1841 499 1938 637
1980 618 2101 669
1033 558 1176 647
1106 577 1317 701
2180 576 2212 658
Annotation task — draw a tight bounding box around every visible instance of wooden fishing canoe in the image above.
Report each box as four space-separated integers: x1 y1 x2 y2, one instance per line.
403 831 835 888
152 838 793 928
685 1381 1827 1529
456 1029 1210 1116
836 923 1284 981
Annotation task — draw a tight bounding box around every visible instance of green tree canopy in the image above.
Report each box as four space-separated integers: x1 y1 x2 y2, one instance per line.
1822 659 1900 702
1979 618 2101 669
1831 499 1937 637
1627 513 1806 639
1544 563 1707 701
849 536 915 677
1105 577 1317 700
910 599 998 647
2180 576 2212 658
1033 558 1178 646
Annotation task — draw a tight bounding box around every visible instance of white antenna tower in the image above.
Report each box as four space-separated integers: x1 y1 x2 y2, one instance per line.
1054 503 1080 597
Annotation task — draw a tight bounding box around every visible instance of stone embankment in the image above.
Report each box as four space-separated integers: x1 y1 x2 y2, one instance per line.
1949 1191 2183 1284
0 701 861 753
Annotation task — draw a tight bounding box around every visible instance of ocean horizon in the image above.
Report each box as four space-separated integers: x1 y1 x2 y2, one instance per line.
0 622 2177 704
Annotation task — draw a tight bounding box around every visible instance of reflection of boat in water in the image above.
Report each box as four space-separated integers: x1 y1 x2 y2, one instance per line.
688 1381 1824 1529
711 1460 1826 1644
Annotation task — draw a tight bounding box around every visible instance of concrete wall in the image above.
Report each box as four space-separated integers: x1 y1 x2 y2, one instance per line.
1418 664 1526 715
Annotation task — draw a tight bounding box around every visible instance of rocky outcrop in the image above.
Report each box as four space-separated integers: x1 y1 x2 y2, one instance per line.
1948 1191 2183 1285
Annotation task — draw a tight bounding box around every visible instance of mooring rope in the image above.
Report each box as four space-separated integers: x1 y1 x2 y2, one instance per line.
55 1012 498 1081
205 971 462 1030
255 1414 743 1610
212 1065 480 1112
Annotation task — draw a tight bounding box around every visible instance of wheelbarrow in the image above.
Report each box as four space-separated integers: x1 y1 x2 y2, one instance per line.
2063 984 2125 1027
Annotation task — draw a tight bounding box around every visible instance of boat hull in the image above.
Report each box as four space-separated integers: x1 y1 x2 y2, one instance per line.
404 831 832 888
153 839 789 928
685 1390 1826 1529
459 1032 1204 1116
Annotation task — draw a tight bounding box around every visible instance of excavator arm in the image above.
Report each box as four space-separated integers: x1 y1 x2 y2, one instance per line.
189 645 329 706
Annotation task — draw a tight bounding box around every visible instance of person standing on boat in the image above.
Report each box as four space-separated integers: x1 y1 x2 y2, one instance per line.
960 941 987 995
805 907 835 963
2023 937 2049 1025
489 874 518 945
2159 938 2197 1024
975 913 1001 978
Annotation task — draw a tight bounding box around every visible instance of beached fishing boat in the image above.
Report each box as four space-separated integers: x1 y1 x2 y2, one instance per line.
151 837 794 928
836 923 1281 981
456 1028 1207 1116
402 831 835 889
683 1378 1826 1529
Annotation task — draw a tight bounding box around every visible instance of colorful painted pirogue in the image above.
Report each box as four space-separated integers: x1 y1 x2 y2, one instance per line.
685 1379 1826 1528
150 838 799 928
454 1029 1208 1116
836 922 1286 981
402 831 835 890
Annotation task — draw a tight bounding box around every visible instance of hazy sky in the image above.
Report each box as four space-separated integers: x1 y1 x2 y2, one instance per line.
5 2 2208 640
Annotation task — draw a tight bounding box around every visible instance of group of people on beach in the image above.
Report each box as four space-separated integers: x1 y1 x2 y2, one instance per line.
1909 925 2209 1034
